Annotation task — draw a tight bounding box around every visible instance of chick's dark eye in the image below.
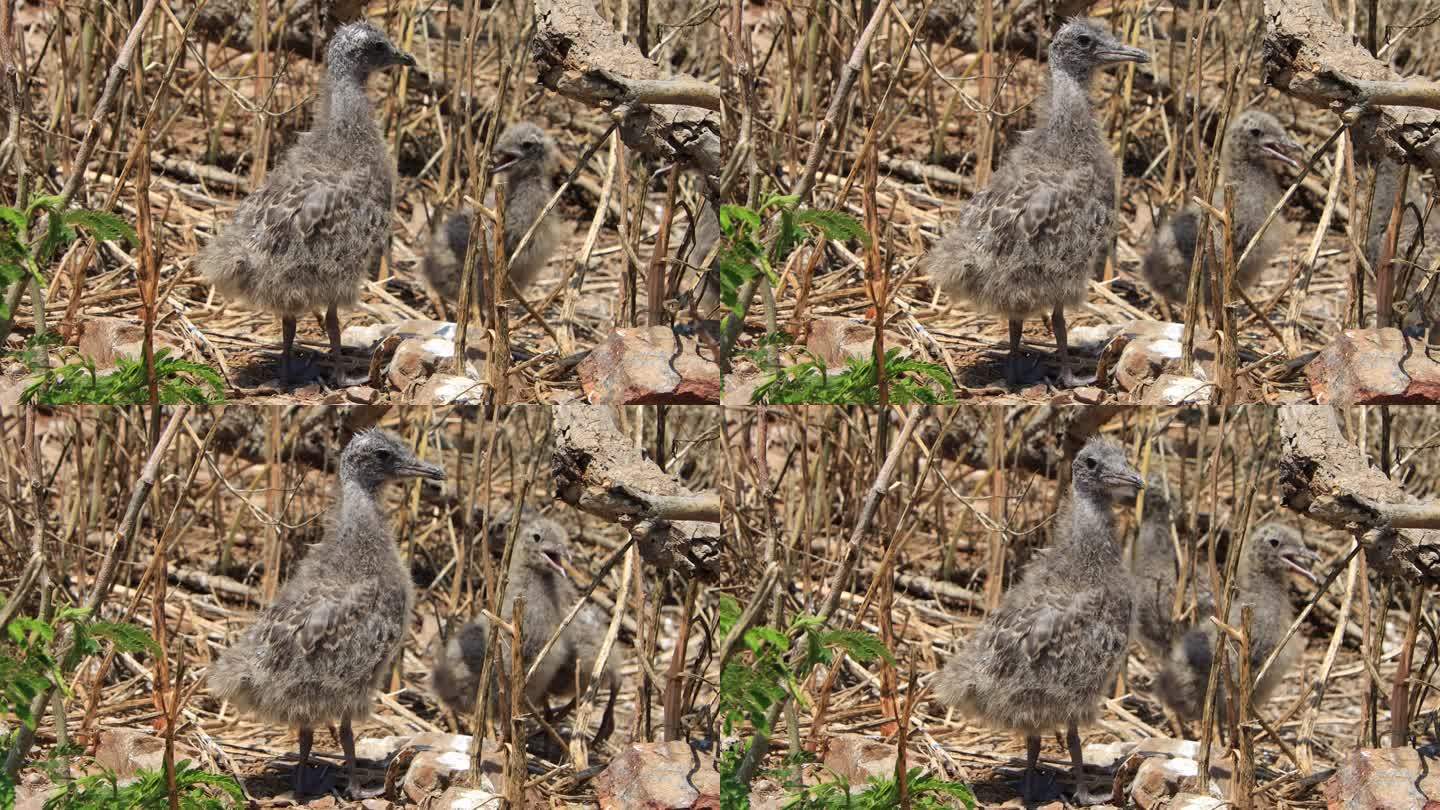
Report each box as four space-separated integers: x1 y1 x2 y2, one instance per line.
1076 34 1093 47
376 448 393 460
1269 537 1279 547
1249 128 1262 137
1082 457 1097 469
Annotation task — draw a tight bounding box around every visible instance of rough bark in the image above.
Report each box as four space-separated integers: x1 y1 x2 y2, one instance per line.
531 0 722 185
1277 405 1440 584
552 403 721 581
1263 0 1440 171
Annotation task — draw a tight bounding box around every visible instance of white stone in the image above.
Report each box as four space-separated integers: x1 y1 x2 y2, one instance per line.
1150 338 1183 359
437 750 472 771
1163 758 1199 778
421 337 456 358
1158 376 1213 404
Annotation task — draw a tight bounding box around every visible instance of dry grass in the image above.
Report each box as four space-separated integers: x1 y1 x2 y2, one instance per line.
720 405 1440 806
0 404 721 806
721 0 1440 404
0 0 724 403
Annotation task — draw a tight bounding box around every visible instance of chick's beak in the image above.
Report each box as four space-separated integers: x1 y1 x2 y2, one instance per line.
1263 139 1303 169
402 460 446 481
392 49 417 69
490 150 520 175
1107 468 1145 493
1282 547 1321 584
1097 44 1150 65
542 549 570 578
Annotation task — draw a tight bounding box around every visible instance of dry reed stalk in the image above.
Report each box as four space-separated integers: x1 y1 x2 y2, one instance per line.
4 404 189 777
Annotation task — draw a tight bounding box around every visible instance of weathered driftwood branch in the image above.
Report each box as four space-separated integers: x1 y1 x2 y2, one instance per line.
551 403 721 581
1276 405 1440 584
1263 0 1440 171
1351 497 1440 530
531 0 722 183
1317 73 1440 114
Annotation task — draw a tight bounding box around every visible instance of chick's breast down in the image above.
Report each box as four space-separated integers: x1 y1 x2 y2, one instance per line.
936 557 1132 735
929 157 1113 321
210 542 410 728
200 143 392 317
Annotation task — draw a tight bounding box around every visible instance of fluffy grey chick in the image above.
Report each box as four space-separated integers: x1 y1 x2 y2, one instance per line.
1142 110 1301 306
924 19 1149 388
430 515 623 741
422 122 566 311
934 436 1143 805
1155 522 1318 722
210 430 444 797
197 22 414 385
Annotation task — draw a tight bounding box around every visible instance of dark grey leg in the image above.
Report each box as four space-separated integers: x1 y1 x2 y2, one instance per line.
1007 319 1024 387
1021 733 1042 802
281 316 298 383
324 304 345 386
340 716 375 799
1066 720 1101 805
1052 306 1095 388
593 683 619 749
294 726 313 796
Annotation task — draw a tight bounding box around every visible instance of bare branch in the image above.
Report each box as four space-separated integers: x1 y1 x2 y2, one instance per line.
1263 0 1440 171
551 403 721 581
532 0 721 182
1276 405 1440 584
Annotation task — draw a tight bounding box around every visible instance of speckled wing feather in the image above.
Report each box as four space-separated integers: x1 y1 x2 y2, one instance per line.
211 574 407 726
259 577 404 669
930 152 1111 319
976 580 1125 674
966 161 1109 252
245 160 391 257
200 150 392 316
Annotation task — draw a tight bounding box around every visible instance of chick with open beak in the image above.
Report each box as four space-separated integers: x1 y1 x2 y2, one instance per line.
1142 108 1304 307
421 121 567 313
1157 521 1319 724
